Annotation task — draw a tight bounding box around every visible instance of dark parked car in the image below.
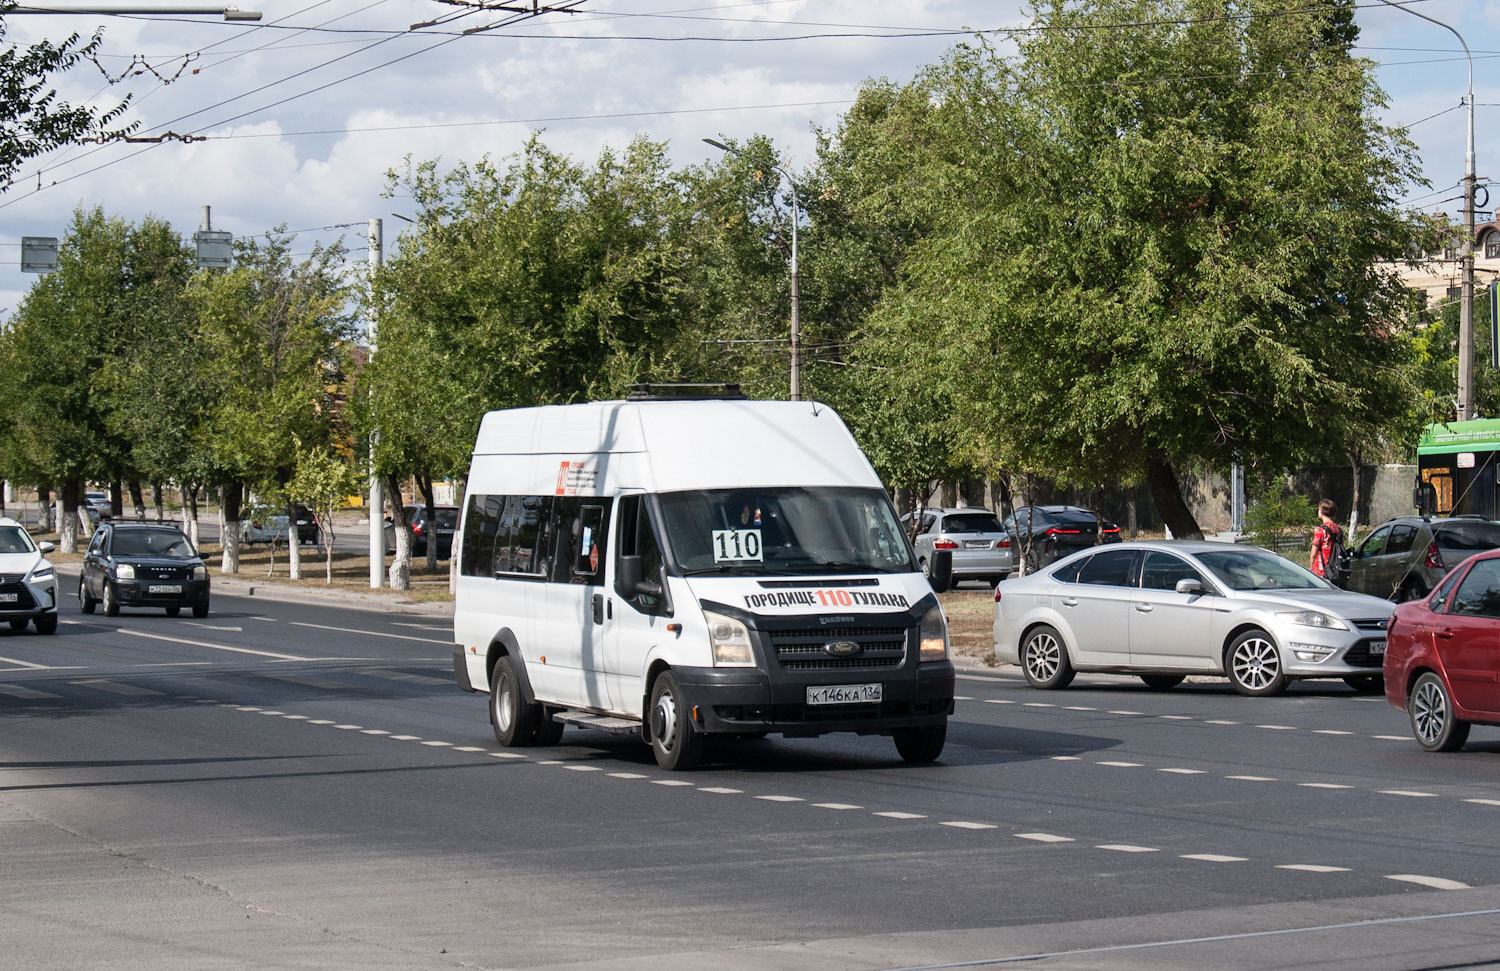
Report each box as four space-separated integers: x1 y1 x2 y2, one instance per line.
385 504 459 559
1001 505 1121 572
1385 548 1500 751
1345 515 1500 602
80 522 210 618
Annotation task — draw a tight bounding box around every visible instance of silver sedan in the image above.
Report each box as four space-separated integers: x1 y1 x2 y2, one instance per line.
992 541 1395 696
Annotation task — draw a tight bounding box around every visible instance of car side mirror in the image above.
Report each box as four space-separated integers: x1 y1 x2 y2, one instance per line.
37 541 55 555
1175 578 1204 595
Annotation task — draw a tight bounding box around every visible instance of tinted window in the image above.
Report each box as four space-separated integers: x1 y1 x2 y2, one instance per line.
111 529 196 558
461 495 502 577
1435 521 1500 552
1430 567 1464 612
1358 526 1389 557
573 504 608 582
1449 558 1500 617
941 513 1002 533
1075 549 1137 587
0 526 35 554
1385 524 1415 555
1051 509 1097 526
1140 552 1205 592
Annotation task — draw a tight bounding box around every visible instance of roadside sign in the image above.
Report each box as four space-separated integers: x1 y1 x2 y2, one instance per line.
20 236 58 273
194 229 233 268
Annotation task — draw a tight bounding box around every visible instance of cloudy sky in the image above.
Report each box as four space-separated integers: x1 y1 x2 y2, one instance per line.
1 0 1496 316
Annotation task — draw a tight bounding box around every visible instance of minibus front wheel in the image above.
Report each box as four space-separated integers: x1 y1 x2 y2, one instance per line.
490 655 538 747
893 722 946 763
648 670 704 771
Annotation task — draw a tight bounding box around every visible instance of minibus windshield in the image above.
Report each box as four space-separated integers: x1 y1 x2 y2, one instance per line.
658 487 915 576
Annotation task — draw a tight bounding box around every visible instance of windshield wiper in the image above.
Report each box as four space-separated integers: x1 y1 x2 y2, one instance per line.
682 565 765 577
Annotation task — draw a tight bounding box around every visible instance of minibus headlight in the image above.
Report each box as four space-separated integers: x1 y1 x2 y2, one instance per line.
704 610 755 666
919 603 948 662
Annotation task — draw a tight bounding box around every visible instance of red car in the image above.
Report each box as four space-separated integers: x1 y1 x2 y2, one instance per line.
1384 548 1500 751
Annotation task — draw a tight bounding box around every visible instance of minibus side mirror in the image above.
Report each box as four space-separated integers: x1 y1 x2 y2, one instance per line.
929 549 953 593
618 555 662 599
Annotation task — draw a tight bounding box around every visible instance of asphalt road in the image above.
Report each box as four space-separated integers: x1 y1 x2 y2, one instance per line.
3 573 1500 970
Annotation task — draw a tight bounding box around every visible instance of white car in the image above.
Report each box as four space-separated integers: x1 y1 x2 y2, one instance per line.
0 517 59 634
993 540 1395 696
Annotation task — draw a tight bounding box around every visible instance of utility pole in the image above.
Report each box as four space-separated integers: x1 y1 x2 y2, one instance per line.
368 217 384 589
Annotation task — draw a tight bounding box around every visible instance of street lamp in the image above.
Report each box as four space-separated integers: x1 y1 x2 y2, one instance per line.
703 137 802 401
1377 0 1476 419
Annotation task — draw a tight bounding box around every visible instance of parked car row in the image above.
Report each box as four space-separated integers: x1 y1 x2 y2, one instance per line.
385 503 458 559
239 504 320 546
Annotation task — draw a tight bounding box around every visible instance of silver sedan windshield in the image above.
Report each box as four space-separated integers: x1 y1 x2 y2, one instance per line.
1196 549 1329 591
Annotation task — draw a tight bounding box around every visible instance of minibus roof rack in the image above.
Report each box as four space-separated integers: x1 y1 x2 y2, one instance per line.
626 382 747 401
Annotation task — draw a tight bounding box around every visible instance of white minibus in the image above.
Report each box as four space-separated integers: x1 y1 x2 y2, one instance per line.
451 390 954 769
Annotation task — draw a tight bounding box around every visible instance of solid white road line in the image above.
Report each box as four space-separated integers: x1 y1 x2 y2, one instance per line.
119 628 313 661
0 654 61 670
290 621 451 645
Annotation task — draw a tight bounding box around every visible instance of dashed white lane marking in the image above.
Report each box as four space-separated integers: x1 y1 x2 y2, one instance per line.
236 705 263 711
1159 715 1192 721
699 786 741 793
1107 710 1143 716
392 623 451 631
1374 735 1410 741
1016 833 1074 843
755 795 803 803
333 724 363 730
875 812 926 820
1023 702 1055 708
954 696 975 701
1465 799 1500 807
420 740 453 747
1098 844 1158 853
1278 864 1351 873
1051 756 1081 761
813 803 862 810
1300 783 1353 790
454 746 486 752
1256 725 1297 731
1183 854 1247 863
984 698 1016 704
1204 719 1240 725
1160 768 1206 775
564 765 602 772
536 760 563 765
490 752 526 760
71 679 163 696
184 623 242 632
1098 761 1141 767
1314 730 1354 736
942 821 998 830
1227 775 1277 782
1063 706 1097 711
0 684 60 699
288 621 450 645
389 734 420 740
308 719 335 725
119 628 313 661
282 714 309 720
1387 874 1470 891
258 710 284 715
1380 790 1437 798
249 616 278 622
652 779 694 787
361 729 389 735
609 772 647 779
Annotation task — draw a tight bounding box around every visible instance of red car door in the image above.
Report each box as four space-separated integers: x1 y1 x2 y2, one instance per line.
1434 557 1500 714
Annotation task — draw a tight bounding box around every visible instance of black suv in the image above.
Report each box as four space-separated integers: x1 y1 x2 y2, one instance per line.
385 504 459 559
1001 505 1122 572
80 523 211 618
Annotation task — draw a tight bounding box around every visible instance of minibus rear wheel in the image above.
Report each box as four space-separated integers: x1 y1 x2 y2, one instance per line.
490 655 538 747
893 722 946 763
648 671 703 770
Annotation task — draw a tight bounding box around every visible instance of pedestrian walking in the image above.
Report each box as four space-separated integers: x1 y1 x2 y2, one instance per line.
1309 498 1348 583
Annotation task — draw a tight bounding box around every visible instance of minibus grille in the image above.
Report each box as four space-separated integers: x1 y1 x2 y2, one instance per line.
769 625 908 671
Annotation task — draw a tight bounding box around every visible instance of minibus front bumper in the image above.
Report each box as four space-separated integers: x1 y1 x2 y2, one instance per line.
671 661 955 737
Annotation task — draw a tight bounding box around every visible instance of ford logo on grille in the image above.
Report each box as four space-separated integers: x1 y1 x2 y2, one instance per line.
824 640 861 658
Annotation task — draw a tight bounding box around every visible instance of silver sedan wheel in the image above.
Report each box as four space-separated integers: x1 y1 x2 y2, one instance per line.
1021 625 1074 689
1227 631 1287 696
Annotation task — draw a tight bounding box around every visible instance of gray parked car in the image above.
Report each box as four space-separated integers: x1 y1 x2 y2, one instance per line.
1344 515 1500 602
902 507 1012 586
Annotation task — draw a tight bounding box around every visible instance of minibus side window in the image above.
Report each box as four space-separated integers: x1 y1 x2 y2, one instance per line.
492 496 521 574
461 495 503 578
615 495 667 613
550 498 578 582
573 504 609 583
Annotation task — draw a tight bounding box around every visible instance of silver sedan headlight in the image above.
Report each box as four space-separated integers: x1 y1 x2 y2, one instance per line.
1276 609 1348 631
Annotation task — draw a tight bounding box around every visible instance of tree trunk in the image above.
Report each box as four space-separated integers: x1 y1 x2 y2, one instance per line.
182 484 200 547
1146 453 1203 540
59 479 84 553
109 481 123 520
38 485 52 532
386 473 411 591
418 473 438 574
1127 495 1139 539
221 482 243 574
286 499 302 581
1347 450 1363 538
128 480 146 520
152 483 164 522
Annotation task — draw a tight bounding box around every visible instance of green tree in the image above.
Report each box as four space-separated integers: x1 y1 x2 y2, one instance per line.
839 1 1424 537
287 442 361 584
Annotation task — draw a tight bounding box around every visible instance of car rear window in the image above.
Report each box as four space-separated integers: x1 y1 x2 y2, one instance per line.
1051 510 1097 525
1435 521 1500 552
941 513 1001 533
435 510 459 527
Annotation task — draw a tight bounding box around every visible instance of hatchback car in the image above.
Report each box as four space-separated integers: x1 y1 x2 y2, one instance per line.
903 507 1012 586
1384 548 1500 751
240 504 319 546
1345 515 1500 602
80 522 210 617
385 503 458 559
0 517 58 634
994 541 1394 696
1001 505 1121 572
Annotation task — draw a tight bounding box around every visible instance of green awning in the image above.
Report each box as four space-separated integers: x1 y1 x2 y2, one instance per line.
1417 418 1500 456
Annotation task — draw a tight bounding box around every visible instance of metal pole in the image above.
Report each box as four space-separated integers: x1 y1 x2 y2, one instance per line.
368 217 384 589
703 137 802 400
1376 0 1475 419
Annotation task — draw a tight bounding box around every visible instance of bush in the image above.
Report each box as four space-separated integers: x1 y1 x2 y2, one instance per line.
1244 489 1316 555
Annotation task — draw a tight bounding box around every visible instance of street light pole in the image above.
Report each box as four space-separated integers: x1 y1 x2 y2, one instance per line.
368 217 384 589
1377 0 1476 419
704 137 801 401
